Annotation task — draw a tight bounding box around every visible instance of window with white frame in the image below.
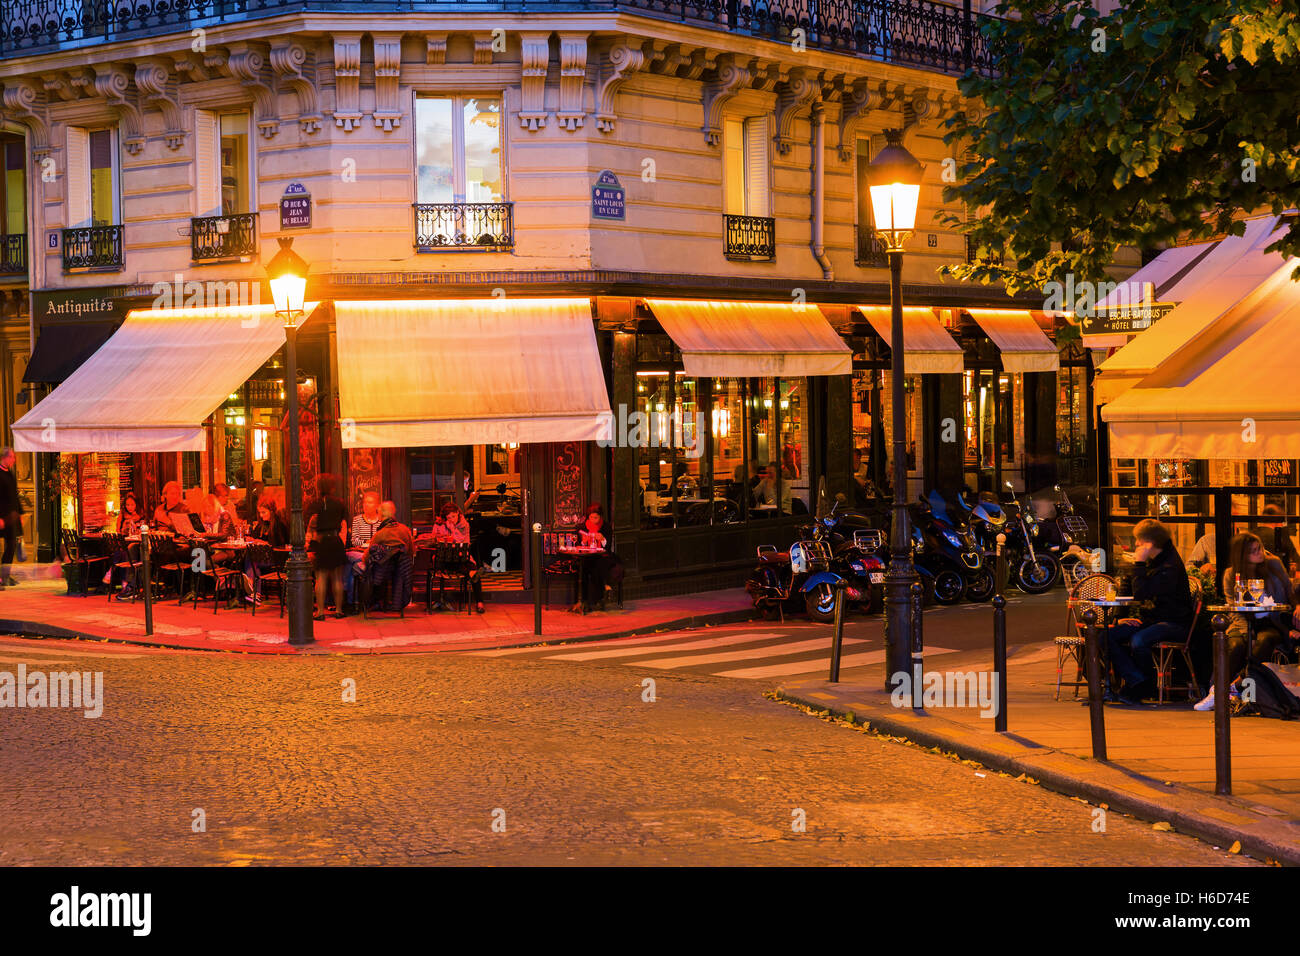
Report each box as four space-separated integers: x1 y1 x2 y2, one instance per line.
195 110 252 218
66 126 119 227
723 115 771 219
415 96 503 205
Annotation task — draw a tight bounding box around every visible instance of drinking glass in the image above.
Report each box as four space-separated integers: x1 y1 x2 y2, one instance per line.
1248 578 1266 604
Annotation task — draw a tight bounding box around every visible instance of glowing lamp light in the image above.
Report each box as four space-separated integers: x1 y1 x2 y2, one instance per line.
266 237 309 327
866 129 924 252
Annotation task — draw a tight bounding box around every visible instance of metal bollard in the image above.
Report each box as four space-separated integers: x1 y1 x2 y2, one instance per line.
141 530 153 637
532 523 543 637
992 592 1007 732
910 579 924 711
1212 612 1231 795
995 532 1007 596
828 578 848 682
1081 605 1107 761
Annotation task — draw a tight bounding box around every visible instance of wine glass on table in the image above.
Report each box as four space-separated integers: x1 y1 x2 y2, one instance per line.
1248 578 1266 604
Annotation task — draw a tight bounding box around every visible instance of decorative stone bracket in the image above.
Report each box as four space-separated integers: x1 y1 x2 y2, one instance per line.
837 77 907 161
556 32 587 131
371 32 404 131
226 42 280 139
135 60 186 150
518 31 550 131
773 68 821 155
92 64 146 154
595 39 647 134
331 32 364 132
0 80 53 160
271 40 323 134
701 53 753 146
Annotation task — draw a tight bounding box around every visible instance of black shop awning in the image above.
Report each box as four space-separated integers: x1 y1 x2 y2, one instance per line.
22 321 120 384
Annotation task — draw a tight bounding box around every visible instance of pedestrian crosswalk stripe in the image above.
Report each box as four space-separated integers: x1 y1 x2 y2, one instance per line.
546 632 774 662
716 646 960 680
635 636 869 670
464 628 753 658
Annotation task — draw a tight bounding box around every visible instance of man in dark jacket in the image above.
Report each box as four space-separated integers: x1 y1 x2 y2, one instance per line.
0 446 23 589
1107 518 1194 703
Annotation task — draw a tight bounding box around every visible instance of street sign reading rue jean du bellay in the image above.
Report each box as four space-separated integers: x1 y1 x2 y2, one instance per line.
591 170 625 221
280 182 312 230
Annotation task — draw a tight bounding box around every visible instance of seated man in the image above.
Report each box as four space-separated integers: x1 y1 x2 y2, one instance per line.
152 481 190 532
358 501 413 611
1106 518 1194 704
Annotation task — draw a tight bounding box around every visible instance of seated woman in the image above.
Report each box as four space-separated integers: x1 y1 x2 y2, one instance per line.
102 492 146 597
199 493 235 539
416 501 485 614
575 503 624 611
243 498 289 602
1194 532 1294 710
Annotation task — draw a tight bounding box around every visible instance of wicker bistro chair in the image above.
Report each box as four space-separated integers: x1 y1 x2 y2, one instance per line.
100 532 143 602
430 541 473 614
1154 577 1205 705
190 542 245 614
1056 572 1119 700
244 543 287 617
145 532 189 601
62 529 110 596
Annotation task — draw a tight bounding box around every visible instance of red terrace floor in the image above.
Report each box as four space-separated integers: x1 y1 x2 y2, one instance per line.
0 571 751 655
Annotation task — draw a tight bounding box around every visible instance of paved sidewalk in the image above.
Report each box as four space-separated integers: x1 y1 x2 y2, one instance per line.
0 575 753 654
775 641 1300 863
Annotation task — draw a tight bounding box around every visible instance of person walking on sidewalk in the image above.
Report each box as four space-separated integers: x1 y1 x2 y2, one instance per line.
0 447 22 589
1106 518 1193 704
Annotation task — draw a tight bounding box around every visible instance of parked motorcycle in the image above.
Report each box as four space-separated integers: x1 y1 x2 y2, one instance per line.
999 481 1060 593
920 490 995 602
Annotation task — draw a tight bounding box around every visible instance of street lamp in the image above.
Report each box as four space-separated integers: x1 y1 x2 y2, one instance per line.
267 237 314 647
867 129 924 701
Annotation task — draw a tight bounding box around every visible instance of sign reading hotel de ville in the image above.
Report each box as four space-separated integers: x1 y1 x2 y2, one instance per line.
591 170 625 220
280 182 312 230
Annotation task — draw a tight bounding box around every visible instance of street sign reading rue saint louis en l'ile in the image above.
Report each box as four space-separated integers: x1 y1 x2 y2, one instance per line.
591 170 625 221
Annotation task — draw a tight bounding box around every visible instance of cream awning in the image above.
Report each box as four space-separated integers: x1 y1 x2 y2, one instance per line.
11 304 300 453
334 298 611 448
857 305 964 374
644 299 851 377
965 309 1059 373
1095 224 1291 404
1101 260 1300 459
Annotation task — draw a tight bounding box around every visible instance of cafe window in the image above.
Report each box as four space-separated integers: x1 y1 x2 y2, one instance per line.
723 115 771 218
216 377 286 493
415 96 503 204
66 126 119 227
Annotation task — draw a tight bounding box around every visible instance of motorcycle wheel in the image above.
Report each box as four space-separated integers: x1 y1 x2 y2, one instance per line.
805 582 838 623
1061 556 1091 586
1016 554 1060 593
964 567 995 602
931 570 965 605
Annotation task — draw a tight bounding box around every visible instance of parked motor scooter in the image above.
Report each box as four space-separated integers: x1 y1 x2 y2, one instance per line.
922 489 995 602
999 481 1060 593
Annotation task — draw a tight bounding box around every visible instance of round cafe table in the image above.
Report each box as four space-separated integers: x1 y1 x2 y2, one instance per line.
558 545 607 613
1206 602 1293 677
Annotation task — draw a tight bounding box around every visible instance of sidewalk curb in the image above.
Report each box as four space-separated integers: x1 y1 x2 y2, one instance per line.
773 687 1300 865
0 607 757 656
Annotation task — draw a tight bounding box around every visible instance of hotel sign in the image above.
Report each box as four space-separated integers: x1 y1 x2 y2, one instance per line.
591 170 625 220
1079 301 1176 336
280 182 312 229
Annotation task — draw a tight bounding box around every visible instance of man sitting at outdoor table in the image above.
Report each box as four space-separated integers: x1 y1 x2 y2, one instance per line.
344 492 383 606
152 481 190 532
356 501 413 612
1106 518 1194 704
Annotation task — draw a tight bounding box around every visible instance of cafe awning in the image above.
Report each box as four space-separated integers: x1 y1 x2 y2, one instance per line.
333 298 611 447
22 321 120 384
644 299 851 377
11 303 300 453
1094 223 1291 405
1101 260 1300 459
856 305 964 374
965 309 1059 373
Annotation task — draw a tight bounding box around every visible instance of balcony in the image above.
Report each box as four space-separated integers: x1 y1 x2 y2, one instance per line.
192 212 258 262
62 224 123 272
856 226 888 267
0 234 26 274
414 202 513 252
723 214 775 261
0 2 998 76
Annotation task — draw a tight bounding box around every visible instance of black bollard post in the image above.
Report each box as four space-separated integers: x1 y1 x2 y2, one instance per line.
532 523 543 637
141 530 153 637
829 578 848 682
910 579 924 711
1212 612 1231 795
992 592 1007 732
1081 605 1107 761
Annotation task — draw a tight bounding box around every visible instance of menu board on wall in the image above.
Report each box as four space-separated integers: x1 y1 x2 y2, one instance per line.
79 455 108 531
347 448 382 513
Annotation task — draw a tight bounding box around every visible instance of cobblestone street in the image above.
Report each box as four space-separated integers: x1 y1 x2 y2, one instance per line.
0 638 1254 865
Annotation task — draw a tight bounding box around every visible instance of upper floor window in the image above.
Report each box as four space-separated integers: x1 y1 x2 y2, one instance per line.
415 96 503 205
195 110 251 217
0 132 25 235
723 115 770 219
67 127 118 227
854 138 887 266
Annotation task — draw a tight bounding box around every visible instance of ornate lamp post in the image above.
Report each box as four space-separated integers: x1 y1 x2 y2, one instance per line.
867 129 924 698
267 237 314 647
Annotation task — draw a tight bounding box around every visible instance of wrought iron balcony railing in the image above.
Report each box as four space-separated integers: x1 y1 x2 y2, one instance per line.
414 202 513 252
191 212 258 261
856 225 888 267
0 233 27 274
62 224 123 271
723 213 775 261
0 1 998 76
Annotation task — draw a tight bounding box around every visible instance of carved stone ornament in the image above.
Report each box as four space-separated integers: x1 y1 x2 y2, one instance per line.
371 32 404 131
92 64 146 154
271 40 323 134
595 39 646 134
331 32 364 132
518 32 550 131
227 42 280 139
701 54 752 146
135 60 186 150
556 32 587 132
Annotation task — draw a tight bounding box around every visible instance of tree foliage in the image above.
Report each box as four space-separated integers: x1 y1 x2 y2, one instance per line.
941 0 1300 296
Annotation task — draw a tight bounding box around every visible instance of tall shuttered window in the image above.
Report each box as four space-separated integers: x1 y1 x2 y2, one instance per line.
195 111 251 218
723 116 771 218
0 134 25 235
66 127 118 227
